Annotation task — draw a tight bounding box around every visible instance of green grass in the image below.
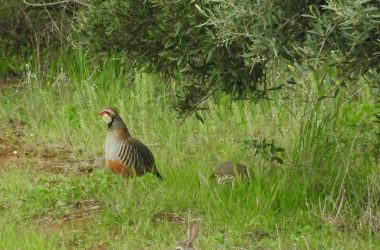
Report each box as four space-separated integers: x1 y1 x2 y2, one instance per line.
0 50 379 249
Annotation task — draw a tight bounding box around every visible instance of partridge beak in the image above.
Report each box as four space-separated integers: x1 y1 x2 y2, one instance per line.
98 112 103 116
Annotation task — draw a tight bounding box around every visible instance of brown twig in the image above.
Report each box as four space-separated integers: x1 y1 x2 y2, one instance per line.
180 88 218 124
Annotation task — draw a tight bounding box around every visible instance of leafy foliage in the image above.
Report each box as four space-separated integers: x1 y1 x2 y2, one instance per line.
2 1 379 114
303 0 380 78
74 0 379 114
74 0 266 113
243 138 285 164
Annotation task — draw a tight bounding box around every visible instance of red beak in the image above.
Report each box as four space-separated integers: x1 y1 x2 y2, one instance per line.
98 112 103 116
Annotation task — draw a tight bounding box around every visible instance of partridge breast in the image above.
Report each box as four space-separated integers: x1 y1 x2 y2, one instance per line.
106 136 155 177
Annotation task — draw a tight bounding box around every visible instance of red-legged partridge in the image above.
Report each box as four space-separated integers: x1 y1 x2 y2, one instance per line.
99 107 162 179
212 161 251 183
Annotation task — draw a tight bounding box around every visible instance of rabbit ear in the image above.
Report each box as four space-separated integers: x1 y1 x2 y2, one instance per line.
187 219 201 242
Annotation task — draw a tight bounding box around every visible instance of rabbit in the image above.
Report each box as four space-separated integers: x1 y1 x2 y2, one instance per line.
175 219 201 250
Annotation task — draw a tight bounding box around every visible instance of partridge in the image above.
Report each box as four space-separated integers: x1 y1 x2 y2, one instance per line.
98 107 163 179
211 161 251 183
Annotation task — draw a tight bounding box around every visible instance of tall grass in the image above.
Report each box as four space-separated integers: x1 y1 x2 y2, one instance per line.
0 50 379 249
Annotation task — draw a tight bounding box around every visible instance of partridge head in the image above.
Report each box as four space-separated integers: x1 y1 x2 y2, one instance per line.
98 107 162 179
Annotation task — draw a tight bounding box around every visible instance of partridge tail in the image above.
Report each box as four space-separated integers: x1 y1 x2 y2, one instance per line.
151 164 163 180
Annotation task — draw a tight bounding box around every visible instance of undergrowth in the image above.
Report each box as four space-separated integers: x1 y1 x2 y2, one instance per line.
0 50 379 249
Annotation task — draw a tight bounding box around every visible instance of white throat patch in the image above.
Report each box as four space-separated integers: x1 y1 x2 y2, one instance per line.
102 114 113 124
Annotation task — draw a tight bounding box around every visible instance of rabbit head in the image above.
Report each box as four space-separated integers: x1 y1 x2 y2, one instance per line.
175 219 201 250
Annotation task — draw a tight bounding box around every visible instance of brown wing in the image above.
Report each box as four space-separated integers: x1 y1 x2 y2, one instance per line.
214 161 236 177
117 137 155 176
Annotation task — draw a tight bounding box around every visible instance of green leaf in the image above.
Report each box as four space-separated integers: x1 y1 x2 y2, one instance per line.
195 112 205 124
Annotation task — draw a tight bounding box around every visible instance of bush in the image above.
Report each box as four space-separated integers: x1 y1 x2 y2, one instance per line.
207 0 380 73
0 1 82 77
3 2 378 104
75 0 266 112
1 1 84 52
303 0 380 79
76 1 380 112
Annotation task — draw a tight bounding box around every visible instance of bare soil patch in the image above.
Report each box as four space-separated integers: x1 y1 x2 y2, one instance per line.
34 199 101 231
33 199 104 249
0 118 103 176
34 199 101 226
32 157 103 176
0 119 27 167
0 150 20 165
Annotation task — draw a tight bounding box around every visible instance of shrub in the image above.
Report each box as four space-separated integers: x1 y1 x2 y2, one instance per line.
0 0 81 76
76 0 379 112
74 0 266 112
